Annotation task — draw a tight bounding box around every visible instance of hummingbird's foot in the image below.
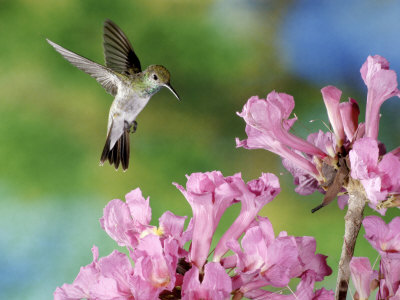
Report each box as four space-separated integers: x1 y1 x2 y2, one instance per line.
124 120 138 133
132 120 138 133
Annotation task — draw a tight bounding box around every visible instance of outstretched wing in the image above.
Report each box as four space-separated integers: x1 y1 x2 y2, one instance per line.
47 39 120 96
103 19 142 75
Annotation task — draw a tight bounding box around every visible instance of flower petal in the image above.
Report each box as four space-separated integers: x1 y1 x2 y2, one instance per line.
339 98 360 141
321 86 345 144
361 55 399 139
350 257 375 300
125 188 152 226
213 174 280 261
182 263 232 300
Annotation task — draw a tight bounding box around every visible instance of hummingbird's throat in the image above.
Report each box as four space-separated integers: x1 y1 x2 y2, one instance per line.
145 85 162 97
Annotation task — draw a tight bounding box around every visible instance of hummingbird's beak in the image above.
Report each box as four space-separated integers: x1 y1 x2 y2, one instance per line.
164 83 180 101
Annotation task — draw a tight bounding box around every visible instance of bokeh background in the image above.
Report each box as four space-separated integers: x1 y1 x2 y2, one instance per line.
1 0 399 299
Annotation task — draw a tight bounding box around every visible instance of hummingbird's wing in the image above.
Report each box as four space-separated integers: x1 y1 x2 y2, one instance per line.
47 39 120 96
103 19 142 75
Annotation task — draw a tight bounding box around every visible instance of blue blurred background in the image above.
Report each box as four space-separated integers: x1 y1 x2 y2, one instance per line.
1 0 399 298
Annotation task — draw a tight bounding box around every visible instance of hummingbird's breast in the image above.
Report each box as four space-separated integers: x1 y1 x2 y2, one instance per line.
110 83 151 124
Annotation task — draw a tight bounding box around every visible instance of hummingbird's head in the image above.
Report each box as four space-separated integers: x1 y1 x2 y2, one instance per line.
144 65 180 100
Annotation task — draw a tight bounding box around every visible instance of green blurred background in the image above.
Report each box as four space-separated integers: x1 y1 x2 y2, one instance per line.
1 0 399 299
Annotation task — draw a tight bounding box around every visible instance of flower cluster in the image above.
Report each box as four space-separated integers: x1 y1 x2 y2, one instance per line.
237 55 400 214
350 216 400 299
54 171 333 299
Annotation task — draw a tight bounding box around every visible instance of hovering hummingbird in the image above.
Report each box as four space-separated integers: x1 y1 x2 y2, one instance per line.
47 19 180 171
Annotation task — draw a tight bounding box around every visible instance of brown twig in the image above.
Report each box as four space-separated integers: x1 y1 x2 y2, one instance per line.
335 180 366 300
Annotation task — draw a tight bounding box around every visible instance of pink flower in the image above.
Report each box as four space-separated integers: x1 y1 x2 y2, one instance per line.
361 55 400 140
174 171 241 269
378 258 400 299
223 217 332 298
54 246 99 300
158 211 188 249
100 188 152 248
237 55 400 214
56 180 333 299
349 138 380 180
236 91 352 210
243 271 334 300
349 257 377 300
237 92 327 177
91 250 135 299
363 216 400 258
228 217 300 291
290 236 332 281
349 138 400 214
306 130 336 157
363 216 400 298
181 263 232 300
54 246 135 300
237 124 321 177
213 173 280 262
282 130 336 196
100 188 189 251
130 234 179 298
282 156 321 195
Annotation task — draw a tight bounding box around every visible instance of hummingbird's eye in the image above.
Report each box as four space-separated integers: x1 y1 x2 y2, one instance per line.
152 74 158 81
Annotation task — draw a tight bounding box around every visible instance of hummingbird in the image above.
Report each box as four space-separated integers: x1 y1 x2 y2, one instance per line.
47 19 180 171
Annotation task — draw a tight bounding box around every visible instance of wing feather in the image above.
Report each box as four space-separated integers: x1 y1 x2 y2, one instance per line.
103 19 141 75
47 39 120 96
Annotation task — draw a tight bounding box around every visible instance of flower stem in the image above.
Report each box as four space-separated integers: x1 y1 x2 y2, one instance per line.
335 185 366 300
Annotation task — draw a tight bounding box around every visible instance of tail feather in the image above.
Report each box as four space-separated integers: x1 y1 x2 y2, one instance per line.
121 130 130 170
100 129 130 171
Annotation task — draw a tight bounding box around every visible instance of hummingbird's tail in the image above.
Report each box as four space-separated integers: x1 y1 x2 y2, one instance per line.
100 129 130 171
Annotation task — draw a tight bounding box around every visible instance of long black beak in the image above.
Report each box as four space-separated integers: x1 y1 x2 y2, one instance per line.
164 83 180 101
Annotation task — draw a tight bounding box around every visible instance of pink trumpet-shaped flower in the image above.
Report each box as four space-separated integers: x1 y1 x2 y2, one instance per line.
56 180 334 299
224 217 332 298
361 55 400 140
236 92 327 172
378 258 400 299
361 216 400 298
130 234 179 298
158 211 188 248
54 246 135 300
236 93 329 193
290 236 332 281
54 247 100 300
363 216 400 258
173 171 241 269
229 217 300 290
100 188 152 248
349 138 400 214
282 130 336 196
282 156 321 196
213 173 280 262
237 124 320 177
349 257 377 300
238 54 400 213
237 93 326 158
181 262 232 300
